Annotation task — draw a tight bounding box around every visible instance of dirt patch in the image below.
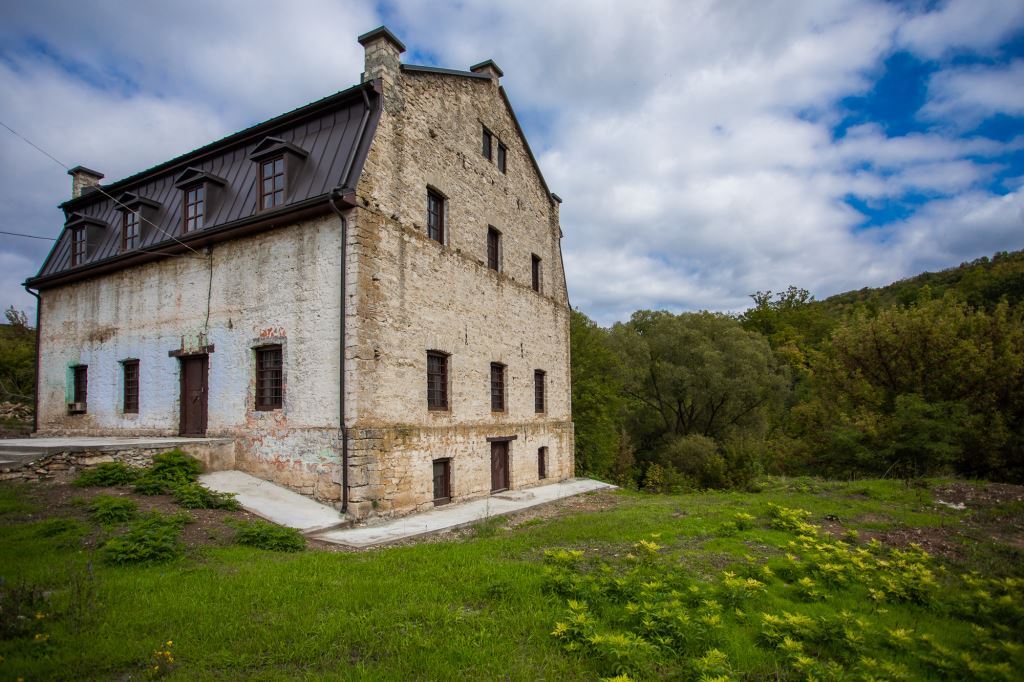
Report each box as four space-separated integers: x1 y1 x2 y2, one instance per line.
932 481 1024 509
9 481 260 551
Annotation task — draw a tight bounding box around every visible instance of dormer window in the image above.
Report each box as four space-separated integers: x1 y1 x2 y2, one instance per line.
174 167 226 234
183 185 204 232
248 136 309 213
260 156 285 210
71 227 86 266
121 210 140 251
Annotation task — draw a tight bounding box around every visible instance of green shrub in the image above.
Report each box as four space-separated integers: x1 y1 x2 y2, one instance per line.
231 520 305 552
87 495 138 524
133 450 203 495
641 462 690 493
100 511 192 565
72 462 138 487
171 482 240 510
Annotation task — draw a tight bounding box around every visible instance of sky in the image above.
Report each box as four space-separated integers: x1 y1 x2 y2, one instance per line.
0 0 1022 326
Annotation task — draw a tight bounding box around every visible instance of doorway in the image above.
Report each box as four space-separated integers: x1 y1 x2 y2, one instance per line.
179 355 208 436
490 440 509 493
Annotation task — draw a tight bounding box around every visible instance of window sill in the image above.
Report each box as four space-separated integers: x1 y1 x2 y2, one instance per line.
433 497 451 506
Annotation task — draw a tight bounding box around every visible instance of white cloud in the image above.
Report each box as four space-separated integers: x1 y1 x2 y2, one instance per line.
0 0 1021 326
923 60 1024 125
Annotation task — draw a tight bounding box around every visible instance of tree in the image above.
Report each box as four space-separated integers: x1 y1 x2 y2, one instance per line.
609 310 789 453
569 309 627 478
0 306 35 404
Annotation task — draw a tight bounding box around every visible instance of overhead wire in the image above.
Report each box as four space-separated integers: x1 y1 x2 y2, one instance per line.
0 119 206 259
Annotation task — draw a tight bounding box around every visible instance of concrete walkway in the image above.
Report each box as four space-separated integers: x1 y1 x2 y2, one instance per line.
199 470 615 547
200 470 346 533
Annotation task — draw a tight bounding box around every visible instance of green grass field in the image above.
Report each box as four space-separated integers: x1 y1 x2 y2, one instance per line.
1 477 1021 680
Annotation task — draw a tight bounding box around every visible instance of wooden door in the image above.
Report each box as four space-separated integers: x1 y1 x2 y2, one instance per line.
179 355 208 436
490 441 509 493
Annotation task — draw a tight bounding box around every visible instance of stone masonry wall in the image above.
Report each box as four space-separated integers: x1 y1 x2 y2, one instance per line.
346 66 575 518
35 215 345 504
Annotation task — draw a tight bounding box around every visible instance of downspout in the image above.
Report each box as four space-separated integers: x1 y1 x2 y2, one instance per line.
23 286 41 433
329 83 373 515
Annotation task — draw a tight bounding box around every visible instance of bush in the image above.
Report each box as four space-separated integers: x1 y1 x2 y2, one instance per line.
133 450 203 495
87 495 138 524
72 462 138 487
171 482 240 510
231 520 305 552
657 434 727 489
100 511 192 565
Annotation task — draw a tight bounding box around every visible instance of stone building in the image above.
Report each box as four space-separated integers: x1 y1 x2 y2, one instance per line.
24 26 574 519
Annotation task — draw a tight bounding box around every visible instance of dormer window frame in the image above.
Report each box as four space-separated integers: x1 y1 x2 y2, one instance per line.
248 136 309 213
64 213 106 268
174 167 226 235
71 226 86 266
120 208 140 252
113 192 160 250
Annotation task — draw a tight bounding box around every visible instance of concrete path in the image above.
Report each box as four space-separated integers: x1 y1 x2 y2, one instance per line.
200 470 346 533
199 470 616 547
315 478 614 548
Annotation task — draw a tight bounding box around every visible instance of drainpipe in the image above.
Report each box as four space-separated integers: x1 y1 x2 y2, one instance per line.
328 83 373 516
23 286 41 433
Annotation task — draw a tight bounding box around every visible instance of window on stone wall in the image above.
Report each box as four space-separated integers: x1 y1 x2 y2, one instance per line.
259 156 285 210
534 369 546 413
531 254 542 293
482 125 493 161
71 227 86 266
183 184 205 232
427 351 449 410
490 362 506 412
538 446 548 479
71 365 88 413
487 226 501 271
498 142 507 173
427 188 445 243
433 458 451 505
122 360 139 414
255 345 283 410
121 210 140 252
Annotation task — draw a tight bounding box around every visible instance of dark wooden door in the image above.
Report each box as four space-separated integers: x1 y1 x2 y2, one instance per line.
490 441 509 493
179 355 208 436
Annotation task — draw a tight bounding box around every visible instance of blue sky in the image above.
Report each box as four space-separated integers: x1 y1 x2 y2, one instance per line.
1 0 1022 325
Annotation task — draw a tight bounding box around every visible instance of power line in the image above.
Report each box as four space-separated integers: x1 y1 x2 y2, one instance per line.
0 119 204 258
0 230 55 241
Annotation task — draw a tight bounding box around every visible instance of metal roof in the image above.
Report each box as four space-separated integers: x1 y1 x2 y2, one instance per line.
30 81 381 287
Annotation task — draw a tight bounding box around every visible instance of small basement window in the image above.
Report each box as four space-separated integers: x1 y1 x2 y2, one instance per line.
490 362 506 412
121 210 140 252
255 345 283 410
433 458 451 505
427 351 449 410
427 188 445 243
122 360 139 414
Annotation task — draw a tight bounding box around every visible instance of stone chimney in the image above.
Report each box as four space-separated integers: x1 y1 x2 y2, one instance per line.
469 59 503 84
68 166 104 199
358 26 405 90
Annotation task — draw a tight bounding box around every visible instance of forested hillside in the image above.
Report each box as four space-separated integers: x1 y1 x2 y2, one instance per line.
573 249 1024 487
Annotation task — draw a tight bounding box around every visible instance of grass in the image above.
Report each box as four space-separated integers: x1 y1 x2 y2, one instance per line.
0 476 1021 680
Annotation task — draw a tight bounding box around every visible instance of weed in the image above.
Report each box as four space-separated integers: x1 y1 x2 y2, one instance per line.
33 517 87 547
100 511 192 565
87 495 138 525
72 461 139 487
473 516 506 538
133 450 203 495
230 520 305 552
0 577 48 640
170 483 240 510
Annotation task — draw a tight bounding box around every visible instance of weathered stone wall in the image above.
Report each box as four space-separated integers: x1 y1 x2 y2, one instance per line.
347 65 574 517
35 215 344 503
0 440 234 484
